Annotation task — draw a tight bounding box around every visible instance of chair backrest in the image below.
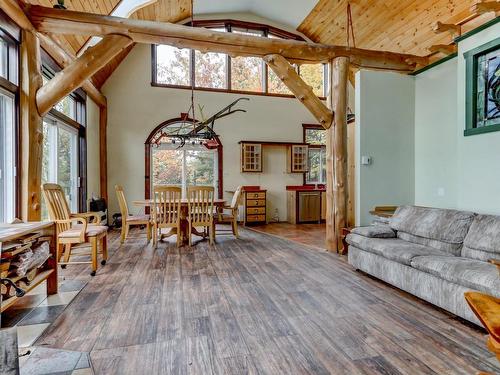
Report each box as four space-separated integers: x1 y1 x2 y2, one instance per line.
187 186 214 224
230 186 243 210
153 186 182 227
42 183 71 233
115 185 129 219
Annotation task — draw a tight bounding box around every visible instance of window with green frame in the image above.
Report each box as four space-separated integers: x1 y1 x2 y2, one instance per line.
464 36 500 136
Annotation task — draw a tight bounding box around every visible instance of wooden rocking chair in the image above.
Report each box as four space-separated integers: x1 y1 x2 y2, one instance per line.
187 186 215 246
42 183 108 276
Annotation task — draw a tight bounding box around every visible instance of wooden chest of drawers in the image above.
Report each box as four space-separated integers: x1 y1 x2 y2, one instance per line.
243 190 267 225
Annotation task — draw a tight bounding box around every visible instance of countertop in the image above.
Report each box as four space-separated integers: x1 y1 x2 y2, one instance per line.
286 185 326 192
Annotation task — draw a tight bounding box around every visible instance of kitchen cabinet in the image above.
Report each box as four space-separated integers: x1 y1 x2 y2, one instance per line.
287 145 308 173
240 143 262 172
287 189 325 224
243 189 267 225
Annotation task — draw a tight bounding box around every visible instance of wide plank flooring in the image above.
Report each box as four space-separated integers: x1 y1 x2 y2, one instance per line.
36 228 500 374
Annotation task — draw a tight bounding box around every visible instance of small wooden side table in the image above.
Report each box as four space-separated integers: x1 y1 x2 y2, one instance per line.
464 291 500 370
341 227 353 255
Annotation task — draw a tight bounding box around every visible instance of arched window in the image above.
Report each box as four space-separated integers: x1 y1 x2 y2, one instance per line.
144 117 223 200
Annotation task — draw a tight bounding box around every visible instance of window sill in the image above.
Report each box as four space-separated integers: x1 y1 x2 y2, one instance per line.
151 82 326 100
464 124 500 136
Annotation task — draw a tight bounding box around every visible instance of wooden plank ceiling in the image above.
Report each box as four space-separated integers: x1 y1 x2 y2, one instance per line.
298 0 479 56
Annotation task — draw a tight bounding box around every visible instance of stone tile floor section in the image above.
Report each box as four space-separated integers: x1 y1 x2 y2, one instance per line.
1 276 93 374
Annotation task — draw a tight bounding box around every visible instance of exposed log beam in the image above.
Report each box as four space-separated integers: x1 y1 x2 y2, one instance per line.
428 44 457 55
432 21 461 36
326 57 349 253
0 0 106 107
37 33 107 107
0 0 33 30
471 1 500 14
20 29 43 221
264 55 334 128
26 5 428 73
37 34 133 116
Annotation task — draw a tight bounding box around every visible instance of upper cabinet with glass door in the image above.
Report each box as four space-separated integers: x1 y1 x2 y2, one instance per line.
287 145 309 173
240 143 262 172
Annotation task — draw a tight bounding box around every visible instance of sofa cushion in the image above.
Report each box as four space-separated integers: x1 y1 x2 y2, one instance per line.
346 234 447 265
397 232 462 254
390 206 475 255
351 225 396 238
411 256 500 296
462 214 500 261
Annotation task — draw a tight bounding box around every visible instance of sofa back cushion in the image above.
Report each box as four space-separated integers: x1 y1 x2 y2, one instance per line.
390 206 475 255
462 214 500 261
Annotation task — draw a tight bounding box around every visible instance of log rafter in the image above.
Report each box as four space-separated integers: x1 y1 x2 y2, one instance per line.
36 33 133 116
0 0 106 107
428 44 457 55
25 5 428 73
264 54 334 128
471 1 500 15
432 21 461 36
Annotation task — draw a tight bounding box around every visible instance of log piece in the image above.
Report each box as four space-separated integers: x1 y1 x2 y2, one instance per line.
264 54 334 128
36 34 133 116
26 5 428 72
20 30 43 221
326 57 349 252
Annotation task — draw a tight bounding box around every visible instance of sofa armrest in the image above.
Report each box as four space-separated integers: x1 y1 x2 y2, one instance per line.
351 225 396 239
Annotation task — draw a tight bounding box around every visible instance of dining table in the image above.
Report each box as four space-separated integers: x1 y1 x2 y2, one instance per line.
133 198 226 245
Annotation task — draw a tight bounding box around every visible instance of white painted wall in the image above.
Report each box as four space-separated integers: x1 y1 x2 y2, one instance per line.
414 21 500 215
86 97 101 208
414 58 458 208
355 70 415 225
456 22 500 214
103 43 318 218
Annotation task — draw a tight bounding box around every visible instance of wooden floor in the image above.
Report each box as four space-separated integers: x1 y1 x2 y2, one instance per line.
251 222 327 250
35 228 500 375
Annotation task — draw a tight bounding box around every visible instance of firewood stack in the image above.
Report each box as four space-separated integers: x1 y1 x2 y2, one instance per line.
1 232 51 299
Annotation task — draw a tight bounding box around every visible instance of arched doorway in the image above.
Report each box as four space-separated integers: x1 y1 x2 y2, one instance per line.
144 117 223 200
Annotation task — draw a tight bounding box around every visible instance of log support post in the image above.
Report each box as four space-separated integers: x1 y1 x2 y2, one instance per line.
20 30 43 221
326 57 349 252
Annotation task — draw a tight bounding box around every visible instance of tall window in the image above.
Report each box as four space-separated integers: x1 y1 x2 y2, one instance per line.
152 146 217 197
152 20 328 98
41 67 86 216
304 125 327 185
42 117 80 213
146 119 221 199
0 89 15 222
0 26 18 222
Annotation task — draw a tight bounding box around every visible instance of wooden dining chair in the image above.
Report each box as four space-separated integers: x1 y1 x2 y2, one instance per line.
115 185 151 243
42 183 108 276
187 186 215 246
152 186 182 248
215 186 242 238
